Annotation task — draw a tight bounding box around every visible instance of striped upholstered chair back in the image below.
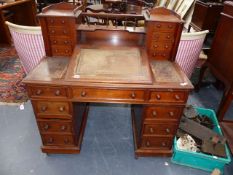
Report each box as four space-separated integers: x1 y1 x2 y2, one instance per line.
175 30 209 78
5 21 45 74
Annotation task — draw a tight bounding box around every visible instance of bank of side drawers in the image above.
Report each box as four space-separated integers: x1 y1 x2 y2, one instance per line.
146 22 178 60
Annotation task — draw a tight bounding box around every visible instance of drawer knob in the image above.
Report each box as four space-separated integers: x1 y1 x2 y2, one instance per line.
131 92 136 99
63 30 67 34
43 124 49 130
55 49 58 53
81 91 86 97
60 125 67 131
146 141 150 147
153 52 156 57
50 19 54 23
51 30 55 34
36 89 42 95
64 138 70 144
156 24 161 28
41 106 47 112
162 53 166 57
168 25 173 29
149 127 154 133
61 20 65 24
174 95 180 100
54 90 61 96
167 35 171 39
169 111 174 117
164 45 169 49
165 128 170 133
156 94 161 100
65 50 69 53
152 110 157 117
153 44 158 48
53 40 57 44
47 137 54 144
59 106 65 112
64 40 69 44
162 142 166 147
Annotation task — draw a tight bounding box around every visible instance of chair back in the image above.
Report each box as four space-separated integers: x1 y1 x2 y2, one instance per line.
5 21 45 74
175 30 209 78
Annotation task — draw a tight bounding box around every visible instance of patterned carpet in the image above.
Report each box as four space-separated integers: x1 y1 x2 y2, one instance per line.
0 46 28 103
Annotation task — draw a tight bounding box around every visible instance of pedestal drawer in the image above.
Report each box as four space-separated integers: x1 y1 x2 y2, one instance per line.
141 136 173 149
38 119 73 133
143 123 178 136
144 105 184 120
151 22 177 32
42 134 75 146
33 101 71 116
149 91 188 103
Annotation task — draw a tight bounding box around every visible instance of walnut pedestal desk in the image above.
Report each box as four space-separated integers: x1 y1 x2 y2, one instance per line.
23 3 193 157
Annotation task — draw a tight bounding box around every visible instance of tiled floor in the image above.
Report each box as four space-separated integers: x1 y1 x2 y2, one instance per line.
0 84 232 175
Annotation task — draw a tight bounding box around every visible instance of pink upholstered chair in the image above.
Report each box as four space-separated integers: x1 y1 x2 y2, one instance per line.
5 21 45 74
175 30 209 78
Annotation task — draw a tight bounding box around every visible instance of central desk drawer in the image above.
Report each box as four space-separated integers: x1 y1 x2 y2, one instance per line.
29 86 68 98
33 101 71 116
149 91 188 103
72 88 145 102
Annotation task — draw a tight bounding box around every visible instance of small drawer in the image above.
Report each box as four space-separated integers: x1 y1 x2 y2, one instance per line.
47 18 69 26
152 32 175 42
29 86 68 98
51 45 72 56
150 51 170 60
72 88 145 102
152 22 176 32
141 136 173 149
48 27 71 36
151 42 173 51
50 37 73 46
149 91 188 103
34 101 71 116
38 119 73 133
42 134 75 146
143 123 178 136
144 106 183 120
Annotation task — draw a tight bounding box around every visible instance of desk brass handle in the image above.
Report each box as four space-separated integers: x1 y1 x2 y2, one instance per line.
59 106 65 112
36 89 42 95
43 124 49 130
47 137 54 144
60 125 67 131
169 111 174 117
54 90 61 96
149 128 154 133
174 95 180 100
152 110 157 117
165 128 170 133
41 106 47 112
131 92 136 99
162 142 166 147
81 91 86 97
156 94 161 100
146 141 150 147
64 138 70 144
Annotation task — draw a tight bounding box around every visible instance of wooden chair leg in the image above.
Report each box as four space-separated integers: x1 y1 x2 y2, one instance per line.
217 86 233 121
195 62 208 92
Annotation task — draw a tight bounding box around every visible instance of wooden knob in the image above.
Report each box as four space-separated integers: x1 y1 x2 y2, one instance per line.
55 49 58 53
81 91 86 97
59 106 65 112
50 19 54 23
174 94 180 100
41 106 47 112
54 90 60 96
64 40 69 44
43 124 49 130
47 137 53 144
153 52 156 57
165 45 169 49
162 53 166 57
53 40 57 44
51 30 55 33
169 111 174 117
153 44 158 48
156 94 161 100
152 110 157 117
165 128 170 133
63 30 67 34
149 128 154 133
65 50 69 53
36 89 42 95
60 125 67 131
168 24 173 29
131 92 136 99
64 138 70 144
156 24 161 28
162 142 166 147
167 35 171 39
61 20 65 24
146 141 150 147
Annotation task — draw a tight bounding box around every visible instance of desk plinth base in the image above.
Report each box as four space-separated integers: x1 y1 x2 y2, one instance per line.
131 107 173 157
41 146 81 154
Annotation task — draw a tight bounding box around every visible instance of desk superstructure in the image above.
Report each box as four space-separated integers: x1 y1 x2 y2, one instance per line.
23 3 193 157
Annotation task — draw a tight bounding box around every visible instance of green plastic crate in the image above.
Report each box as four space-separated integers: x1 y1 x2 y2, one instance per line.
171 107 231 174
